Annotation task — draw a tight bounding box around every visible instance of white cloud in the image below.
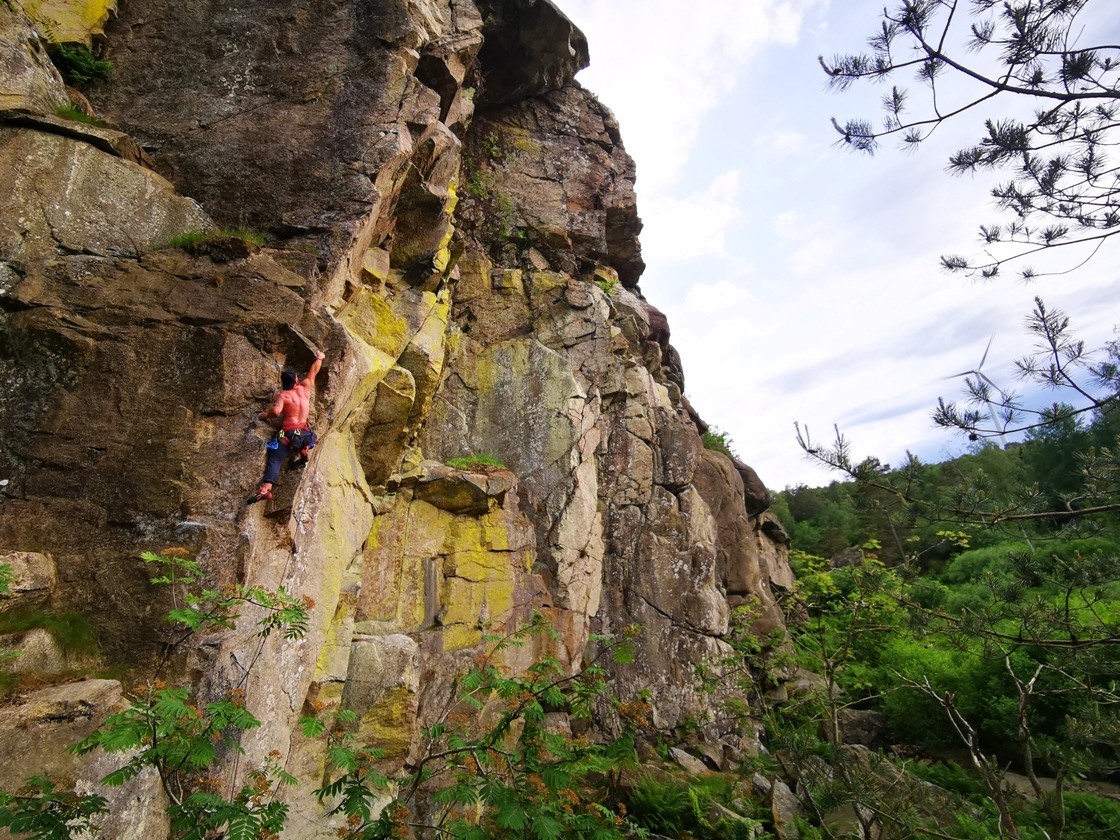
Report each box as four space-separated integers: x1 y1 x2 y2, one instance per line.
550 0 1119 489
641 170 744 263
559 0 827 192
761 130 810 156
683 279 755 312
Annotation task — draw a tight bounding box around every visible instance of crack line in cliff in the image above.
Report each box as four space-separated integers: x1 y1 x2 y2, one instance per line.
635 592 721 639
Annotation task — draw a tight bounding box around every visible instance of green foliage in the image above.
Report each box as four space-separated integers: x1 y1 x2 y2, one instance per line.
625 776 691 837
71 683 261 788
315 613 645 839
824 4 1120 281
0 609 99 658
702 426 738 459
593 275 618 297
144 547 310 645
52 104 105 127
142 548 202 587
625 775 760 840
49 44 112 86
445 453 507 471
166 753 293 840
479 132 501 160
1031 792 1120 839
792 817 824 840
0 776 108 839
784 382 1120 839
906 761 988 802
0 548 313 838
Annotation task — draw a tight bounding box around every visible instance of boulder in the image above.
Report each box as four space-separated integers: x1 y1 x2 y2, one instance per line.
0 127 212 260
668 746 709 775
769 779 803 840
414 465 515 516
838 708 890 750
0 681 168 840
0 4 69 114
473 0 589 106
0 628 69 673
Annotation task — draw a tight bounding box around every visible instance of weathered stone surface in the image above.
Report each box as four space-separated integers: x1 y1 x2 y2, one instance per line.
0 681 168 840
0 127 212 261
342 633 420 766
0 627 68 673
94 0 484 278
837 708 890 750
1 110 150 164
357 487 539 652
695 450 763 596
770 778 804 840
414 465 515 515
473 0 588 106
759 512 796 591
0 550 56 611
668 746 709 775
457 85 644 286
734 456 771 516
0 5 70 115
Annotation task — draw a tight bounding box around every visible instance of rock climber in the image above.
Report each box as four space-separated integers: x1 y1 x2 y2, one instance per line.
248 350 325 504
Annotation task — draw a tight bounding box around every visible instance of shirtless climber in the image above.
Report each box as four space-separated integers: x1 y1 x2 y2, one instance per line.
248 350 325 504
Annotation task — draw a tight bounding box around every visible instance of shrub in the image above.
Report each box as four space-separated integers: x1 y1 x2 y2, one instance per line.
625 775 692 837
937 541 1027 586
50 44 112 86
702 426 738 459
1050 792 1120 839
907 760 988 802
593 275 618 296
626 775 760 840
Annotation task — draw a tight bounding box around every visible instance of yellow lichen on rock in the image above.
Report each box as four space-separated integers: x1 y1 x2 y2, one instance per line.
21 0 117 45
442 547 512 584
432 181 459 275
337 287 410 359
354 684 416 761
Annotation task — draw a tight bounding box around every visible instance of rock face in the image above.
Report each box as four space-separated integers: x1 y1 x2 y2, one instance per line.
0 0 793 835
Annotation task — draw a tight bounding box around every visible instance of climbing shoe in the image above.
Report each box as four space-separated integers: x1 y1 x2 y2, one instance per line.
246 489 273 505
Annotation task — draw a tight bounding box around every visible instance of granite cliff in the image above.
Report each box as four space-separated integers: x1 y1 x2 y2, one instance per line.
0 0 794 835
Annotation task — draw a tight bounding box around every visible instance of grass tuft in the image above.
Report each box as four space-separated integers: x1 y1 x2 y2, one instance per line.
445 454 506 471
0 609 100 658
54 104 105 127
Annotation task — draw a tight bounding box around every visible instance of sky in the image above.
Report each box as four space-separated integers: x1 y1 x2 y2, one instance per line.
553 0 1120 489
